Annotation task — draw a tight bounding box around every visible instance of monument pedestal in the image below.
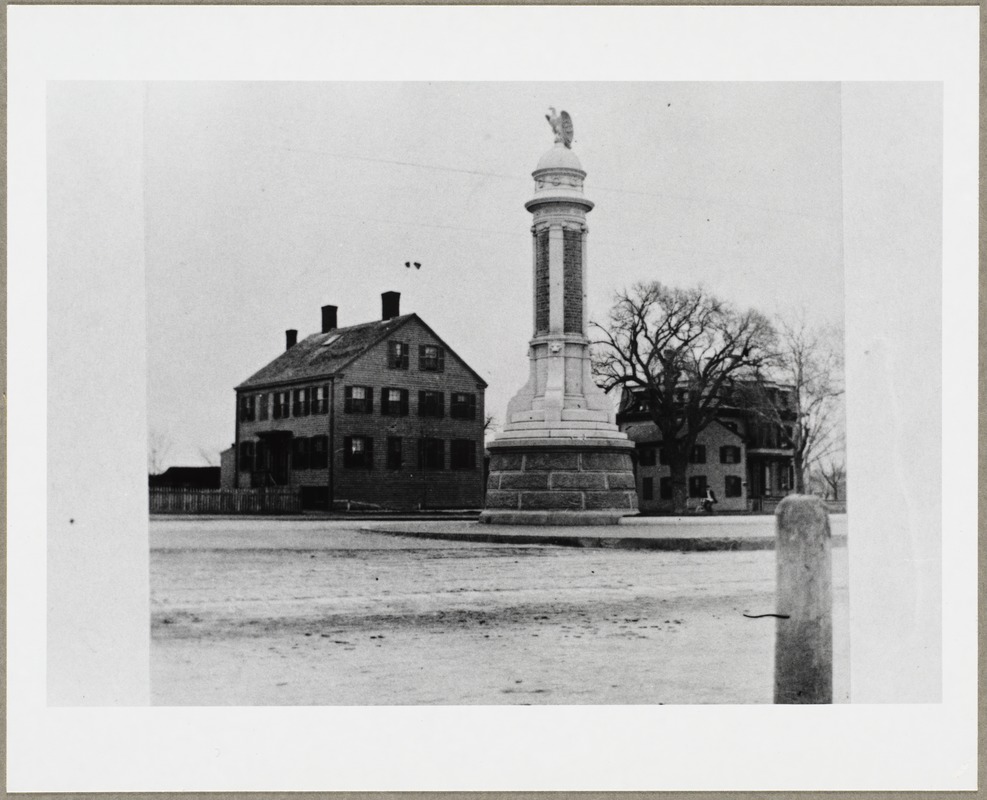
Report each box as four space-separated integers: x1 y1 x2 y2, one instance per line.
480 438 636 525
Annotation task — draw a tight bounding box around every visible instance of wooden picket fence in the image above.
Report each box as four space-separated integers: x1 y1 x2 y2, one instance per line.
149 487 301 515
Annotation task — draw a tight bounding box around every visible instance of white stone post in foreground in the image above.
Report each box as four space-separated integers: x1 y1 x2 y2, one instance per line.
774 495 833 704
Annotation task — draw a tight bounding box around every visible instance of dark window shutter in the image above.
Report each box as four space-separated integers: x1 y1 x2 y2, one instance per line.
437 349 445 372
468 393 476 419
344 386 353 413
401 389 409 416
366 387 374 414
364 437 373 469
437 392 444 418
418 344 427 370
418 391 426 417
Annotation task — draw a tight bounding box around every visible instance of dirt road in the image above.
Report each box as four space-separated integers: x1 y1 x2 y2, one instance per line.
150 519 849 705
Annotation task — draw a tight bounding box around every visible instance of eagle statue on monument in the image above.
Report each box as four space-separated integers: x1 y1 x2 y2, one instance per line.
545 107 574 148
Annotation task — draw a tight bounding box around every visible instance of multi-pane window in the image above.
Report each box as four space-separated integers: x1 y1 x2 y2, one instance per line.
381 388 409 416
688 475 708 498
312 385 329 415
343 436 373 469
450 439 476 470
642 477 654 501
344 386 373 414
239 394 256 422
450 392 476 420
725 475 743 497
418 390 444 418
720 445 741 464
689 445 706 464
310 436 328 469
386 437 403 470
419 344 445 372
292 388 310 417
418 438 445 470
659 447 670 466
257 393 269 421
659 477 673 500
292 437 310 470
779 465 792 491
273 391 290 419
639 447 657 467
239 440 255 471
388 341 409 369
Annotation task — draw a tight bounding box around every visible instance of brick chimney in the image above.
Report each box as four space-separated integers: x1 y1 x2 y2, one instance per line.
381 291 401 321
322 305 338 333
285 329 298 350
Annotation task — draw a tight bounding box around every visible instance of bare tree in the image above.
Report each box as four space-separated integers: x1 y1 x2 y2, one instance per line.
593 282 777 513
817 459 846 501
483 413 499 439
147 429 174 476
738 314 844 493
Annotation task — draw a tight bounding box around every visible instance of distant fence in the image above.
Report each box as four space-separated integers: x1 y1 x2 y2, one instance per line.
149 487 301 515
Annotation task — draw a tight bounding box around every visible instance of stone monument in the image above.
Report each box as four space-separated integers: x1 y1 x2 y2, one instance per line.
480 110 638 525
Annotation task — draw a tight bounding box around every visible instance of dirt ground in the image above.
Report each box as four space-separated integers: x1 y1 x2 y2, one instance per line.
150 519 849 705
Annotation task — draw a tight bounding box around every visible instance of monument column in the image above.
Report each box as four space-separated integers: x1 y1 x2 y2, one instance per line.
480 110 638 525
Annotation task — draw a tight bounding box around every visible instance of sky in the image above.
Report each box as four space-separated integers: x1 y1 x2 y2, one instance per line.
143 82 845 467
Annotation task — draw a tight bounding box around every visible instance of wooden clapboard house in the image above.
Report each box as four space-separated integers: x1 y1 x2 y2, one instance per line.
230 291 487 510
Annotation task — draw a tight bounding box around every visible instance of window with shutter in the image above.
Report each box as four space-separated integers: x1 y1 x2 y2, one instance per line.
450 392 476 420
292 437 310 470
725 475 743 497
387 437 402 470
720 445 741 464
345 386 373 414
388 341 409 369
312 385 328 415
382 388 409 416
689 445 706 464
659 477 673 500
257 393 269 421
419 438 444 470
450 439 476 470
273 391 290 419
239 441 255 471
418 390 444 418
419 344 444 372
343 435 374 469
642 477 654 501
638 447 657 467
688 475 708 498
310 436 328 469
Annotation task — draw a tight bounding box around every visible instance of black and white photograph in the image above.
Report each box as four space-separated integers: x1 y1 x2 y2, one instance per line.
10 4 978 793
137 81 851 706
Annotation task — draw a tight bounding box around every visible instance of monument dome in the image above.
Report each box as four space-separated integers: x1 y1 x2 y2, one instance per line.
535 141 584 172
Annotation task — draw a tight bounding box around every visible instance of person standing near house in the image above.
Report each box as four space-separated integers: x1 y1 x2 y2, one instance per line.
702 486 718 513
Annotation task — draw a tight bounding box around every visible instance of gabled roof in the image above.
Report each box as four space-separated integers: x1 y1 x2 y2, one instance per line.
235 313 488 391
236 314 414 390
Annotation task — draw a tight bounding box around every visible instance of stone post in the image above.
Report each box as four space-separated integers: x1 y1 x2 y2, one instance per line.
774 495 833 704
